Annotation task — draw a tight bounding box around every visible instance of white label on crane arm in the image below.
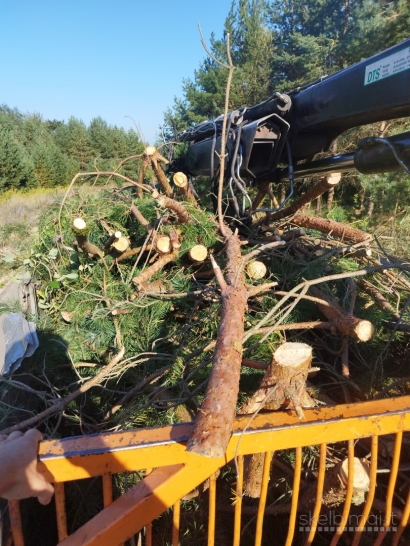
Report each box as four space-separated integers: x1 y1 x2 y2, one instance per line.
364 46 410 85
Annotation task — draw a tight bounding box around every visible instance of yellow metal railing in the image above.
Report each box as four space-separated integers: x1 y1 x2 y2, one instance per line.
7 395 410 546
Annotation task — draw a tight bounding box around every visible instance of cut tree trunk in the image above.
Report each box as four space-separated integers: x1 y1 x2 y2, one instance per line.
292 213 372 243
110 236 129 257
104 231 122 251
186 230 248 458
173 172 198 206
155 235 172 254
130 205 154 232
240 342 315 497
155 195 190 224
260 173 341 224
131 249 179 289
136 157 149 199
72 218 103 258
358 279 400 319
309 286 374 342
251 182 278 210
246 260 267 280
188 245 208 263
299 457 370 509
145 146 173 196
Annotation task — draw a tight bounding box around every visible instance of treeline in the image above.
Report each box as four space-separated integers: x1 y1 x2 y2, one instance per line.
0 107 144 192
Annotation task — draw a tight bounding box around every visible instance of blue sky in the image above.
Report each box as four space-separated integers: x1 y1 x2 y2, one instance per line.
1 1 233 143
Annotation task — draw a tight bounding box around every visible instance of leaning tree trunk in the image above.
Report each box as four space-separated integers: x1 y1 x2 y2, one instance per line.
186 230 248 458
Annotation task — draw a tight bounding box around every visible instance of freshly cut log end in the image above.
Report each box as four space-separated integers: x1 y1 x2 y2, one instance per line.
173 172 188 188
156 235 172 254
72 217 87 234
339 457 370 505
246 261 267 280
354 320 374 342
144 146 156 157
274 342 312 371
188 244 208 263
111 236 130 253
327 172 342 185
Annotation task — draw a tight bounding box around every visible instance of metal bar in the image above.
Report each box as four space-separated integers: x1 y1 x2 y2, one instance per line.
102 473 113 507
392 482 410 546
207 473 217 546
58 457 221 546
285 446 302 546
279 154 355 182
8 501 24 546
38 396 410 483
172 500 180 546
254 451 273 546
305 443 327 546
54 482 68 542
352 435 378 546
233 455 244 546
330 439 355 546
374 431 403 546
145 469 152 546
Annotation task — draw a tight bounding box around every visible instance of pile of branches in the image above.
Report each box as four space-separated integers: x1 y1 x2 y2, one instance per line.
1 146 410 450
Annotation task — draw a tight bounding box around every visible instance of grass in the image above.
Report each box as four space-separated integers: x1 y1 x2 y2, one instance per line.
0 188 66 284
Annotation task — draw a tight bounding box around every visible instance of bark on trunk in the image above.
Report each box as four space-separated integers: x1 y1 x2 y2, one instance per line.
240 342 314 497
136 157 149 198
131 249 179 288
260 173 341 224
130 205 154 232
145 146 173 196
155 195 190 224
186 231 248 458
358 279 400 319
309 286 374 342
292 213 372 243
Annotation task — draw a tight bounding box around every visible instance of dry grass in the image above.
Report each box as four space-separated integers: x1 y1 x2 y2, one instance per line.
0 188 66 284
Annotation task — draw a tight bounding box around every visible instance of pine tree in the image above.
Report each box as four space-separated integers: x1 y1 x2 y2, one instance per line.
0 128 38 191
32 144 55 187
65 117 94 171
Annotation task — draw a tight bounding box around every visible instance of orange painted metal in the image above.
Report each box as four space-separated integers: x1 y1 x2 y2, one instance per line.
9 395 410 546
374 431 403 546
207 472 217 546
285 446 302 546
304 443 326 546
392 482 410 546
38 396 410 484
145 468 153 546
8 500 24 546
54 482 68 542
233 455 244 546
58 457 221 546
102 473 112 507
352 435 378 546
330 439 355 546
254 450 274 546
172 500 180 546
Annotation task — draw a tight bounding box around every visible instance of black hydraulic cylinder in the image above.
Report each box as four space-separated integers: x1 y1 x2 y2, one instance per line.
279 132 410 182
